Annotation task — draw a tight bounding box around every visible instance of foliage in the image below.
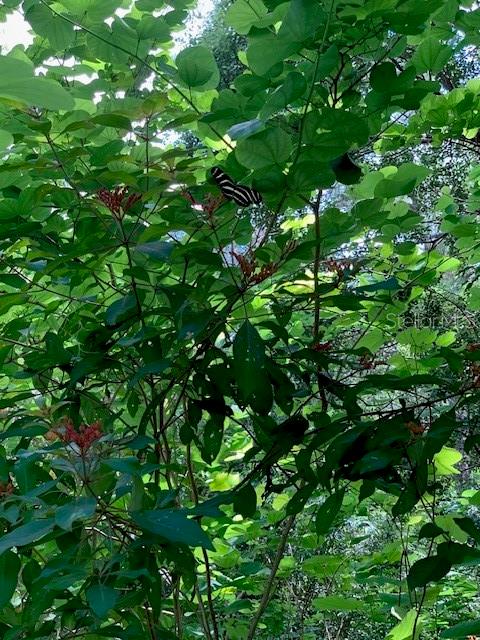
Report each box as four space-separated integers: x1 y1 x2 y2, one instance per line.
0 1 479 639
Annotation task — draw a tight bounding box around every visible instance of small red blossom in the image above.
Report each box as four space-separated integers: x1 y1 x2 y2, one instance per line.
232 251 256 278
231 251 277 284
181 190 198 206
359 353 376 369
97 187 141 215
405 420 425 436
203 193 225 215
324 258 355 278
181 191 225 218
61 418 103 453
312 341 333 352
250 263 277 284
0 481 14 497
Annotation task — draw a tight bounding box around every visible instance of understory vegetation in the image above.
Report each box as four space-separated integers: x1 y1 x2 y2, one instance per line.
0 0 480 638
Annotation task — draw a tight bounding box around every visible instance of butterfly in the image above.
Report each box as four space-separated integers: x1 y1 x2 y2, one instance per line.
210 167 263 207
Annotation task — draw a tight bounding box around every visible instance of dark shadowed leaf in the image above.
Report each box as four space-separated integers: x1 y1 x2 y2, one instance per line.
55 498 97 531
316 489 345 535
132 509 214 549
0 551 20 607
86 584 118 619
0 519 55 555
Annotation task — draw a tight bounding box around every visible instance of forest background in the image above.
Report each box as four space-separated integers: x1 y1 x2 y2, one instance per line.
0 0 480 639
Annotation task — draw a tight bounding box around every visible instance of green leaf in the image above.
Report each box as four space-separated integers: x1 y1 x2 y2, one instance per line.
278 0 326 43
105 295 137 325
370 62 415 96
423 412 456 460
468 286 480 310
260 71 307 119
55 498 97 531
0 519 55 555
313 596 364 611
286 484 315 515
370 61 398 92
236 128 292 169
433 447 462 476
303 555 345 578
0 130 13 152
25 4 75 49
136 15 171 41
57 0 123 23
233 483 257 518
407 555 451 589
0 294 28 315
246 32 297 75
225 0 268 35
227 119 265 140
86 584 118 619
453 517 480 544
135 241 174 262
128 360 171 388
412 37 453 73
0 551 20 607
233 320 273 414
0 55 74 110
375 163 430 198
176 46 219 90
315 489 345 535
418 523 445 540
132 509 214 549
440 619 480 638
92 114 132 129
331 153 362 185
200 416 224 464
386 609 422 640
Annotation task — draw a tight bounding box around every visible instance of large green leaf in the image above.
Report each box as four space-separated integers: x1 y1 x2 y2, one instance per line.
236 128 292 169
233 320 273 414
0 56 74 110
0 519 55 555
440 619 480 638
260 71 307 119
176 46 220 90
412 37 453 73
57 0 123 22
25 4 75 49
313 596 364 611
278 0 326 43
86 584 118 619
0 551 20 607
55 498 97 531
225 0 268 34
407 555 451 589
315 489 345 535
386 609 422 640
132 509 214 549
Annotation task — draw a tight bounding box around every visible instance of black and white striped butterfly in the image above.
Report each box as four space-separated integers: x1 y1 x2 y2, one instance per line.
211 167 263 207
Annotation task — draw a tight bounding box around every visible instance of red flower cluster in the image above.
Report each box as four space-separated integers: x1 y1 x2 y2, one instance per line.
467 343 480 352
250 263 277 284
0 481 14 497
61 419 102 453
231 251 278 285
203 193 225 215
324 258 355 278
405 420 425 436
312 341 333 352
359 353 376 369
97 187 141 215
232 251 256 278
181 191 224 217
